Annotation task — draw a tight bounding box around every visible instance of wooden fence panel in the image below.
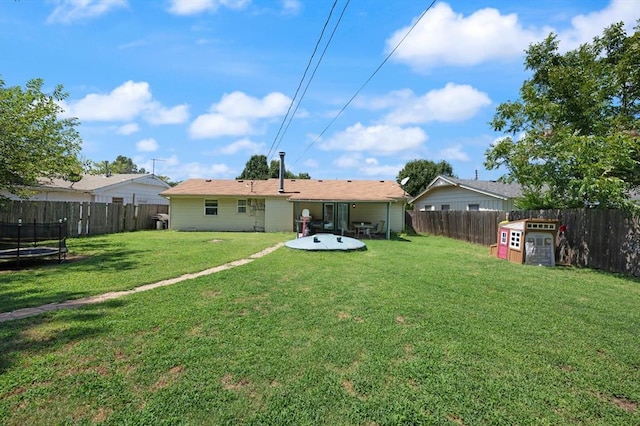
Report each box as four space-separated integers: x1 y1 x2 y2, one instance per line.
407 210 506 246
0 201 169 237
508 209 639 277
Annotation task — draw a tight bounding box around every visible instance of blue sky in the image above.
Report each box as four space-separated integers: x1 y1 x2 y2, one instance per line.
1 0 638 182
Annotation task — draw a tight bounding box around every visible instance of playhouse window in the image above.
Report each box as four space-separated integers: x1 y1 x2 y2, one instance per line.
500 231 508 244
509 231 522 249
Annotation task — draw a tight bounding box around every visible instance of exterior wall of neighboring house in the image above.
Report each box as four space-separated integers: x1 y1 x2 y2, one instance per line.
264 198 293 232
93 180 169 205
414 186 515 211
0 175 169 205
0 190 91 203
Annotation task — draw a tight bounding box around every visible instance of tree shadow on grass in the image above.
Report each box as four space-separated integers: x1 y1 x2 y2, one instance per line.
0 299 126 375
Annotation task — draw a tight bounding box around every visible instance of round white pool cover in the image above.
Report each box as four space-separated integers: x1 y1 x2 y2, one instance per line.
284 233 366 251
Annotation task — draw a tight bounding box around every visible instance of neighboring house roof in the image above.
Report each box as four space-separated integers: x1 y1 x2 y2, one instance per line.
161 178 405 202
35 174 170 192
410 175 523 203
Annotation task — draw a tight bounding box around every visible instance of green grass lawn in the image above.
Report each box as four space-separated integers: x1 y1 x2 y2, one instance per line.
1 232 638 424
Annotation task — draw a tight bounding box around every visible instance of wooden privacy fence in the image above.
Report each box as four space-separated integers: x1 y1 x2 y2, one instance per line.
406 209 640 277
406 210 506 246
0 201 169 237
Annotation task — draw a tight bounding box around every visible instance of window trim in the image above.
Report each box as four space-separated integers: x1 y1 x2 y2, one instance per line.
237 199 247 214
204 199 218 216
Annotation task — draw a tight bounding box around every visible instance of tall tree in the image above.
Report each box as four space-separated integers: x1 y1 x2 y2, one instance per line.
485 22 640 210
269 159 311 179
91 155 147 175
396 159 454 197
237 155 270 180
0 77 83 199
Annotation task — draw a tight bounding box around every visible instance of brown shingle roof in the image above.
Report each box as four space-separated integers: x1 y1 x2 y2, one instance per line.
161 178 405 202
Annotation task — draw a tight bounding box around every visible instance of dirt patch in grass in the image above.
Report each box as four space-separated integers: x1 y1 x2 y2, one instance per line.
338 311 351 320
395 315 406 324
151 365 185 391
597 392 638 413
0 254 89 273
209 239 223 243
221 374 251 391
92 407 112 423
342 380 367 400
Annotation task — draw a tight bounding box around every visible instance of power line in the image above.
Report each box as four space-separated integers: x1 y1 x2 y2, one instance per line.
293 0 438 165
269 0 350 162
266 0 339 161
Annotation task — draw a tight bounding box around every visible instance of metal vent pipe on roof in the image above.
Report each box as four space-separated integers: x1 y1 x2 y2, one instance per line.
279 151 285 193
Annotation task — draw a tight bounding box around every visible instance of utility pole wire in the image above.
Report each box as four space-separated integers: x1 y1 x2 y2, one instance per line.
266 0 339 161
269 0 351 162
294 0 438 164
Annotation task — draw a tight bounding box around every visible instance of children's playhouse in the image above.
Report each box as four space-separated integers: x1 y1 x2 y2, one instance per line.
490 218 559 266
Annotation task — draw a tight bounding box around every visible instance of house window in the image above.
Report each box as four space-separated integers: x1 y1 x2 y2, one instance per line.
237 199 247 213
204 199 218 216
509 231 522 249
420 205 434 211
441 204 450 211
112 197 124 204
468 204 480 211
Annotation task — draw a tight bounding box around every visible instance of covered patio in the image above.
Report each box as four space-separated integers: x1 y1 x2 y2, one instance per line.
286 180 407 240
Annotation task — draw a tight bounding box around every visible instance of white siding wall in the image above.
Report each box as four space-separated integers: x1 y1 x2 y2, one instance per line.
0 190 91 202
415 187 509 211
169 197 265 231
264 198 293 232
96 182 169 205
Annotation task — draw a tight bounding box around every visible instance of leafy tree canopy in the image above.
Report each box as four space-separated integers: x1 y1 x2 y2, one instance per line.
485 22 640 210
0 77 84 199
90 155 147 175
237 155 270 180
269 159 311 180
396 159 455 197
237 155 311 180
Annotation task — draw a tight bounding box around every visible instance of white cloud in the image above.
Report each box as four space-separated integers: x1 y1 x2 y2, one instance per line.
559 0 640 50
218 138 264 155
359 163 403 178
167 0 250 16
333 154 361 168
438 145 470 162
303 158 319 168
145 103 190 125
189 115 252 138
117 123 139 135
321 123 427 155
47 0 127 24
281 0 301 15
387 1 640 71
215 91 290 119
136 138 158 152
386 2 548 70
189 91 290 139
59 81 189 125
382 84 491 125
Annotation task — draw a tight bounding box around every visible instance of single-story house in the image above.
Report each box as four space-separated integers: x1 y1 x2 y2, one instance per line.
0 174 170 205
410 175 523 211
160 178 407 239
